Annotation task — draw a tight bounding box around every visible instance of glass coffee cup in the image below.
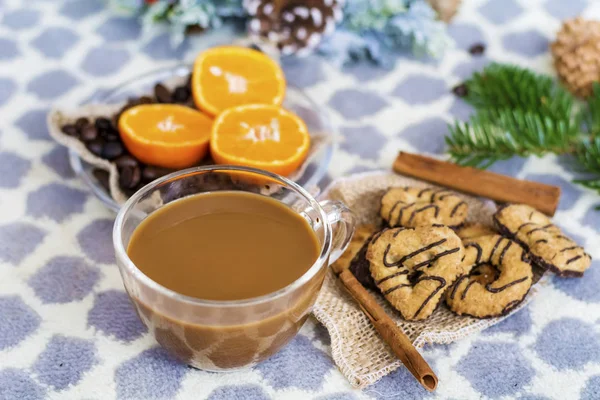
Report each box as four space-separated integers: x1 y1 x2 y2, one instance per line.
113 165 355 371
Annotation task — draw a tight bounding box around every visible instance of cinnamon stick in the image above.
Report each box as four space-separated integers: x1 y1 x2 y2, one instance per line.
331 262 438 392
393 152 561 216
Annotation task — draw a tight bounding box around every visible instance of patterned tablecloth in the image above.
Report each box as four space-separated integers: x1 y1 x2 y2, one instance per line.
2 0 600 399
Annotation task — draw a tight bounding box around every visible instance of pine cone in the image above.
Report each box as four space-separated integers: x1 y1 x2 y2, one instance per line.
552 17 600 97
244 0 344 56
427 0 461 22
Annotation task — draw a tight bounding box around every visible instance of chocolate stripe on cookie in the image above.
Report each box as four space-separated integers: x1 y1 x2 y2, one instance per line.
486 277 528 293
461 280 477 300
450 201 467 217
526 224 553 235
465 243 483 264
371 229 386 244
566 255 583 265
438 193 455 200
535 239 548 244
560 246 580 252
554 234 571 241
392 228 408 238
497 240 513 266
383 238 447 267
502 299 521 314
406 204 440 225
413 276 446 318
528 210 536 220
418 187 433 197
376 270 409 285
396 203 415 226
413 247 461 270
516 222 535 233
398 238 447 264
382 283 411 295
431 189 451 201
388 200 405 223
488 236 505 262
449 275 468 300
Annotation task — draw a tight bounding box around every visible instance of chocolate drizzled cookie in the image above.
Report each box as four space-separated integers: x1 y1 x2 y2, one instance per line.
380 187 468 228
494 204 591 277
367 226 467 321
445 235 533 318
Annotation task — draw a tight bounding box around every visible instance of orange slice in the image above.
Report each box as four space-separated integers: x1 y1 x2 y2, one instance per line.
118 104 212 169
210 104 310 176
192 46 286 116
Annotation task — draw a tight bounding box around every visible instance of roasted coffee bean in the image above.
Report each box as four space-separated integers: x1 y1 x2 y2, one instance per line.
95 117 112 131
119 165 141 189
114 154 139 169
80 125 98 142
92 169 110 192
469 43 486 55
75 117 90 130
142 165 173 183
173 86 190 103
105 132 120 142
102 141 124 160
452 83 468 98
154 83 172 103
86 138 105 156
100 128 120 142
139 95 154 104
61 124 78 137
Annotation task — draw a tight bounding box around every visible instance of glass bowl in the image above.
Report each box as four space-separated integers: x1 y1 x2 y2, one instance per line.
69 64 335 212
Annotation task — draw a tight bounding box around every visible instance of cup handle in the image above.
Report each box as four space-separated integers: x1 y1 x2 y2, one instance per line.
319 200 356 264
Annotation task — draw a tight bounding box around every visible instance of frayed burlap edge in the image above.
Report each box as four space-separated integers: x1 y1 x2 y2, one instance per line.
312 170 549 389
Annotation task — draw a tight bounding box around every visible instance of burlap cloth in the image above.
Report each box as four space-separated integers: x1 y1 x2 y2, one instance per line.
313 171 547 389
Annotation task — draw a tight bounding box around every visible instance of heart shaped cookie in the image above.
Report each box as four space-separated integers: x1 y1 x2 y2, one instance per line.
367 226 466 320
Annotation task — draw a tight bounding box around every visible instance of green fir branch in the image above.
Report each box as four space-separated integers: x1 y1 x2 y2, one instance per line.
461 63 575 121
446 108 580 168
447 63 582 169
446 62 600 198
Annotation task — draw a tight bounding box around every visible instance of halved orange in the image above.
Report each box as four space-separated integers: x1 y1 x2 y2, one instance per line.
118 104 213 169
192 46 286 116
210 104 310 176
